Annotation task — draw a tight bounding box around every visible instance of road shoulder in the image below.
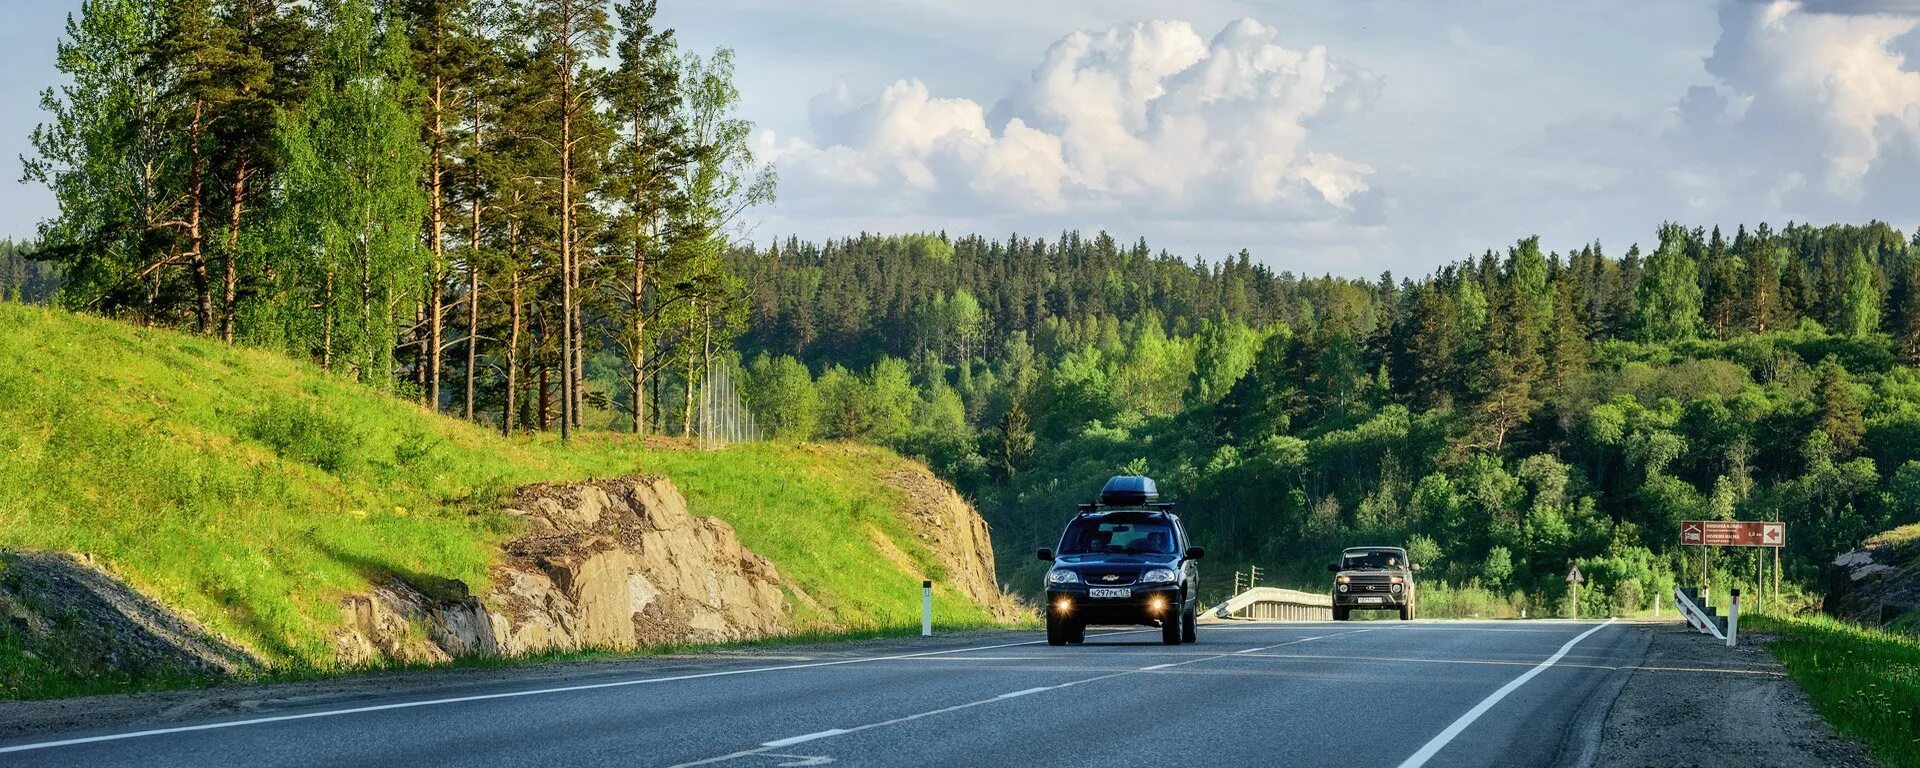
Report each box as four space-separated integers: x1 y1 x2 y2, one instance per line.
1593 621 1874 768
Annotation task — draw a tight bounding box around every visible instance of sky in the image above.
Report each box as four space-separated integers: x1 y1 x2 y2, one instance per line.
6 0 1920 277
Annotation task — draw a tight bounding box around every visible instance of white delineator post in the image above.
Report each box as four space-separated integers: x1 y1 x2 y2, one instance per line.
1727 588 1740 647
922 580 933 637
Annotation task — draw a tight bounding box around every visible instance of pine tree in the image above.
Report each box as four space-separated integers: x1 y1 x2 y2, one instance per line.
1814 357 1865 457
1743 223 1781 333
605 0 684 433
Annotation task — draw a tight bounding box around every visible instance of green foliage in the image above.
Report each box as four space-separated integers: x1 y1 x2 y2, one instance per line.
0 305 1002 697
1749 614 1920 768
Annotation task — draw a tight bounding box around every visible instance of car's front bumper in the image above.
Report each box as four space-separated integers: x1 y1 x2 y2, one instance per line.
1046 585 1181 625
1334 591 1407 609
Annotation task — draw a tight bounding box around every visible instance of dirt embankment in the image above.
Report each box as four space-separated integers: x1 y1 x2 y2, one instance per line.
1594 623 1873 768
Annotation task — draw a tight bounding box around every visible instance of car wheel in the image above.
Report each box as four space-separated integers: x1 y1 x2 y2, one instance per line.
1161 613 1182 644
1399 605 1412 621
1068 621 1086 644
1333 606 1349 622
1181 608 1197 643
1047 612 1068 646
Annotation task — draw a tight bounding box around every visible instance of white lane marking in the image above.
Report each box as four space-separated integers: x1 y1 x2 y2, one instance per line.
0 629 1161 755
1393 619 1618 768
760 730 848 748
667 628 1376 768
1137 663 1176 671
1236 647 1263 654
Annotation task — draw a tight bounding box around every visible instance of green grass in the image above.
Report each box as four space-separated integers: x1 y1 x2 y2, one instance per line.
1747 613 1920 767
0 303 1011 698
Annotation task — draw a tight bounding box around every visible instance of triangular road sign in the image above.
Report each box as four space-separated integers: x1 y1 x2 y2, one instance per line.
1566 565 1585 584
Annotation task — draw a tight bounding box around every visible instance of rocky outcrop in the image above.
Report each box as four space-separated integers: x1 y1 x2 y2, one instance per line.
333 477 788 664
0 552 260 681
884 468 1026 622
1827 524 1920 631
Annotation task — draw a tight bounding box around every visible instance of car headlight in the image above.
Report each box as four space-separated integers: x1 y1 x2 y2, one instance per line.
1391 583 1403 593
1140 568 1177 583
1336 575 1351 584
1337 583 1349 593
1047 569 1080 584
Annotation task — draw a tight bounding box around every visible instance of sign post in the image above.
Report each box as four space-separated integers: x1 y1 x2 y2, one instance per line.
1679 521 1784 618
1566 565 1585 619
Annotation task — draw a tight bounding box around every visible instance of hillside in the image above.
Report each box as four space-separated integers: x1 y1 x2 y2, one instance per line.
0 304 1018 698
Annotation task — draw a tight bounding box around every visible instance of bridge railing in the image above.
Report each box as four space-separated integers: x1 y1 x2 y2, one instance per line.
1201 586 1332 622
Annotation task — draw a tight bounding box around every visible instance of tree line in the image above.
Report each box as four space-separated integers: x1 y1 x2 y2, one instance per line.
725 224 1920 607
23 0 772 437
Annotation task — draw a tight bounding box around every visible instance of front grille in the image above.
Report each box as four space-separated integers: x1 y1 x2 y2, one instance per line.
1083 572 1138 587
1348 582 1391 592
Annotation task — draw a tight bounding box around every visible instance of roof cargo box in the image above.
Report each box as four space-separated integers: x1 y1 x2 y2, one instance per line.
1099 475 1159 506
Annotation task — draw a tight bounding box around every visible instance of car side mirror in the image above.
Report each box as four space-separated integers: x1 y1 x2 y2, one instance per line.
1185 547 1206 560
1326 563 1340 573
1036 548 1054 562
1411 563 1422 573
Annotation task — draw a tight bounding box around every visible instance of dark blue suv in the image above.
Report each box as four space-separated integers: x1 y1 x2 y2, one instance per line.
1036 476 1204 646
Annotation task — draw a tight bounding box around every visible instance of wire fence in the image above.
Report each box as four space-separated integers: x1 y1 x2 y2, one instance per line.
696 358 761 450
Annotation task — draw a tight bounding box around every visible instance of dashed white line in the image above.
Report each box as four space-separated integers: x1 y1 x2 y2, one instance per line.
668 628 1377 768
1393 620 1618 768
760 729 849 748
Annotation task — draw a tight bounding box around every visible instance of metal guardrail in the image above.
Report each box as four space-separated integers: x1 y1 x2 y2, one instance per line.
1200 587 1333 622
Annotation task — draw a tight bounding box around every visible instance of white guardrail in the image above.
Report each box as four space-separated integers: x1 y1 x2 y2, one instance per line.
1201 587 1333 623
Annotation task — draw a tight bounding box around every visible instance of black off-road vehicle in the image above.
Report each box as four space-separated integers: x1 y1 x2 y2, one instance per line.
1329 546 1419 621
1037 476 1204 646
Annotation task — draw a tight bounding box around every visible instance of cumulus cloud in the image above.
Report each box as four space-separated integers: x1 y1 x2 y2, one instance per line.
761 18 1381 221
1679 0 1920 199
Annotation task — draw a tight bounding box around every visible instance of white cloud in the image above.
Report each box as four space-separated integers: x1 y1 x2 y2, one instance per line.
1681 0 1920 197
760 18 1379 221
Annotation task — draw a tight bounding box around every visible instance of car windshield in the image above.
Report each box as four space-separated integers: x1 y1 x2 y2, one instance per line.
1059 516 1177 555
1342 550 1404 570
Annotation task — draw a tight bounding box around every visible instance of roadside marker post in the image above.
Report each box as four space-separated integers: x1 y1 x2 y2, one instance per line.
1726 589 1740 647
921 580 933 637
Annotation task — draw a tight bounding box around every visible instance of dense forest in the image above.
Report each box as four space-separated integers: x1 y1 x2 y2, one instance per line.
724 225 1920 612
17 0 1920 613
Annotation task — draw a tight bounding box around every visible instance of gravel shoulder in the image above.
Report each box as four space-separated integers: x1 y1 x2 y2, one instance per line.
0 629 1039 742
1594 621 1875 768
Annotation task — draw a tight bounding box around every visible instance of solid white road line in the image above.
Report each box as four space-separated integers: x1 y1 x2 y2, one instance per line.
1137 663 1176 671
676 629 1378 768
0 629 1167 755
1393 619 1618 768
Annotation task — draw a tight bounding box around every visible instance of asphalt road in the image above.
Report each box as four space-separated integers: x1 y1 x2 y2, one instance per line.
0 620 1651 768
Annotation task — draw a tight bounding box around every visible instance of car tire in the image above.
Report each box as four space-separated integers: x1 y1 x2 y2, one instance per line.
1047 612 1068 646
1333 606 1349 621
1399 605 1412 620
1181 608 1197 643
1161 613 1182 644
1067 621 1086 644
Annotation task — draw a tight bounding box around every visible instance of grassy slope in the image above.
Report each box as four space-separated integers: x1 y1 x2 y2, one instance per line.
1748 614 1920 768
0 304 1002 697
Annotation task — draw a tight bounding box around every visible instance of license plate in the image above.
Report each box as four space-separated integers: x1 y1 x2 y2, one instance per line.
1359 596 1385 604
1088 588 1132 599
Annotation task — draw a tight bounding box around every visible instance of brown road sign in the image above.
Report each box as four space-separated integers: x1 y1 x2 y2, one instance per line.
1681 520 1785 548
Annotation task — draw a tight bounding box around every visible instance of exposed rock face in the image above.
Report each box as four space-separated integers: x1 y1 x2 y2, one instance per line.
0 552 260 681
884 468 1026 623
334 477 788 664
1827 525 1920 631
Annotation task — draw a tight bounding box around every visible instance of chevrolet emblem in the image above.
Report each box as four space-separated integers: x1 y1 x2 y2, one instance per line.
1102 574 1120 582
